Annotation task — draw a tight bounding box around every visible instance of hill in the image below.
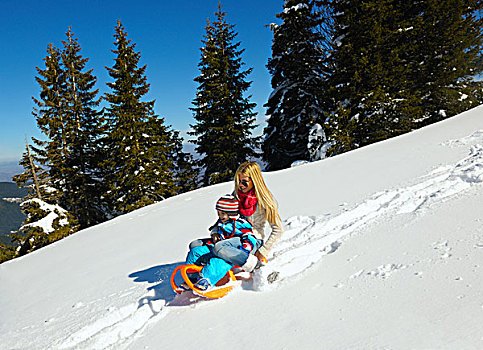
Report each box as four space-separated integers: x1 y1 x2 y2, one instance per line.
0 182 27 245
0 106 482 350
0 162 23 182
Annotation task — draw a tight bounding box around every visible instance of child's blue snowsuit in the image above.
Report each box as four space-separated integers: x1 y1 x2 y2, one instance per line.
185 215 257 286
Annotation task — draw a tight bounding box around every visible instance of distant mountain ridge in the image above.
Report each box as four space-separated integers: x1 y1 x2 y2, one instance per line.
0 161 23 182
0 182 27 246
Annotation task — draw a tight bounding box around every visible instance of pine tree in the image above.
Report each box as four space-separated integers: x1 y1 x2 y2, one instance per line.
10 198 78 258
325 0 413 154
103 20 179 213
404 0 483 125
31 42 68 191
0 241 15 263
9 139 77 260
13 137 49 200
30 30 106 229
325 0 483 155
11 41 80 261
60 28 107 227
263 0 331 170
189 4 259 185
171 131 201 193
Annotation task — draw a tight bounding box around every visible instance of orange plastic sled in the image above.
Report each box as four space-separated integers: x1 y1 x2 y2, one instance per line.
170 264 241 299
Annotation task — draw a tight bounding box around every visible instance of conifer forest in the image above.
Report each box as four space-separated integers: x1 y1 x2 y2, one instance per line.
2 0 482 262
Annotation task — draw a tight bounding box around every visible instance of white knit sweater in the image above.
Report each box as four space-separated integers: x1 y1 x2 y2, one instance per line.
244 204 284 257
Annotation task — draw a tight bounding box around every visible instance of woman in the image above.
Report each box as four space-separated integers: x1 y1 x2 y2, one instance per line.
211 161 284 272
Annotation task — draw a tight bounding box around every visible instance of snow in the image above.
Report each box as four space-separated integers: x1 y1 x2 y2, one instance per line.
334 33 346 47
19 198 69 234
1 106 483 349
2 197 22 203
290 160 310 167
307 122 328 161
397 26 414 32
283 3 309 14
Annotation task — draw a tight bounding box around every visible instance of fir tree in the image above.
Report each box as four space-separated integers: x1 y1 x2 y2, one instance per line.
103 20 179 213
326 0 414 154
31 42 67 189
325 0 483 155
60 28 107 227
8 139 77 261
171 132 201 193
30 30 107 229
28 41 79 240
13 137 49 200
10 198 78 257
404 0 483 125
189 4 259 185
0 241 15 263
263 0 331 170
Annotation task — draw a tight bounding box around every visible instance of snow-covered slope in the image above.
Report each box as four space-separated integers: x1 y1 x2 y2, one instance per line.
1 106 482 350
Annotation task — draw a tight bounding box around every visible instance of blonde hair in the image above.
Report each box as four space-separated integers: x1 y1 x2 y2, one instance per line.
234 161 282 228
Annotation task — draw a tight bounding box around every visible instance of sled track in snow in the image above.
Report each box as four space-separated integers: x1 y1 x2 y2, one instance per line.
256 136 483 287
56 131 482 349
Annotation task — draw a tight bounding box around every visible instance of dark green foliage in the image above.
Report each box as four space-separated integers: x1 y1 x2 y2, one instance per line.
325 0 483 155
406 0 483 125
263 0 331 170
31 43 67 179
4 143 78 263
171 132 201 193
4 22 201 262
326 0 414 153
103 21 181 213
31 29 107 228
4 29 105 262
189 4 259 185
324 102 357 155
7 198 78 258
0 239 16 263
60 29 107 227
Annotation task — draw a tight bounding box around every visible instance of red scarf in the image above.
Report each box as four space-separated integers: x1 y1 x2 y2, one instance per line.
237 189 258 217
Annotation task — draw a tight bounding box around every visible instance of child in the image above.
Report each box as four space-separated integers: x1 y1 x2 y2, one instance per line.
182 195 259 291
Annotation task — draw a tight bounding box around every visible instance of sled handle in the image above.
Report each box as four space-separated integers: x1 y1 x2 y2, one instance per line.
170 264 237 297
170 265 184 294
170 264 206 294
180 264 203 292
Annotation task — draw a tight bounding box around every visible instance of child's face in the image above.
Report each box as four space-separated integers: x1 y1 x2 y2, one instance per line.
217 210 230 223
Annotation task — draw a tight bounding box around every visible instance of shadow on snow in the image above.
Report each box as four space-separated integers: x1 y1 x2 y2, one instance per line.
129 262 210 310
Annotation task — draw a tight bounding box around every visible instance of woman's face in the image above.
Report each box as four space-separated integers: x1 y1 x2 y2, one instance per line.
238 174 254 193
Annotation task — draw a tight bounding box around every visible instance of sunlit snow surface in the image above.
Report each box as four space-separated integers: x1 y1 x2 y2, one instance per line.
1 106 482 350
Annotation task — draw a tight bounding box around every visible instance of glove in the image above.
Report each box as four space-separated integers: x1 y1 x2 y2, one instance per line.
211 232 221 243
241 241 253 253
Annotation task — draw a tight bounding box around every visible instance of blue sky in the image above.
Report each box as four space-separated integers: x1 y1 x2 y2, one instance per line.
0 0 283 163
